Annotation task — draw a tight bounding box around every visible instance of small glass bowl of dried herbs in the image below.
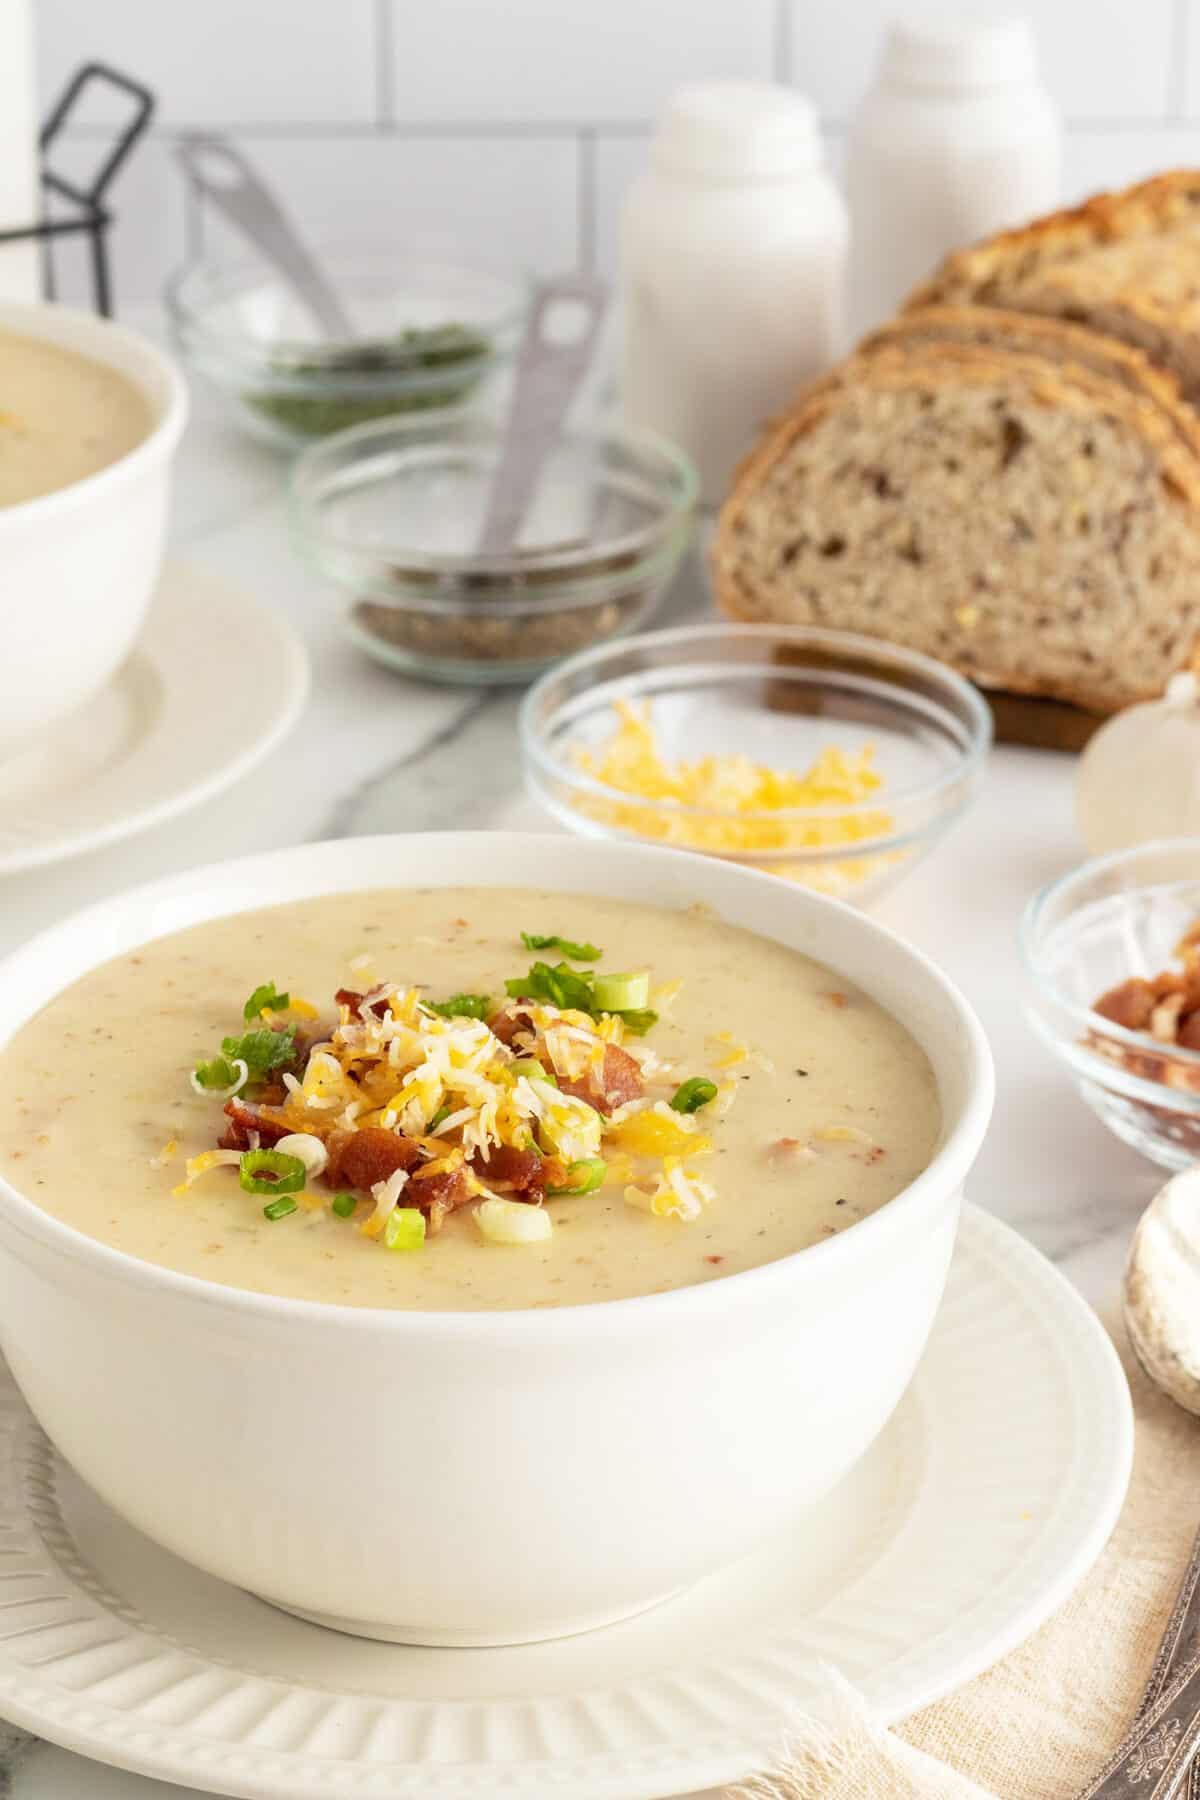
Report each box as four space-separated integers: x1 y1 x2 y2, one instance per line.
166 250 527 451
289 412 698 686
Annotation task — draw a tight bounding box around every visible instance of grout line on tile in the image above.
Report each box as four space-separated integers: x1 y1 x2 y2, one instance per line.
54 114 1187 147
53 119 660 141
577 128 596 273
374 0 396 126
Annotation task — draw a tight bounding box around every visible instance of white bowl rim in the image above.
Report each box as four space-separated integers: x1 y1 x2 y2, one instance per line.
0 832 994 1337
1020 835 1200 1076
519 622 994 827
0 299 188 525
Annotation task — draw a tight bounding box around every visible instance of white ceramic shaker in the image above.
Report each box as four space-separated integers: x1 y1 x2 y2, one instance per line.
619 80 848 509
845 12 1061 337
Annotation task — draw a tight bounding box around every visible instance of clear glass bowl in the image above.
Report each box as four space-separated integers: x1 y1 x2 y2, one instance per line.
1021 839 1200 1170
520 624 991 903
289 415 697 686
166 249 527 450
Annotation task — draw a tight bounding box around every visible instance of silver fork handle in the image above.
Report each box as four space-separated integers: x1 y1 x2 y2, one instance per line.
1079 1522 1200 1799
1079 1651 1200 1798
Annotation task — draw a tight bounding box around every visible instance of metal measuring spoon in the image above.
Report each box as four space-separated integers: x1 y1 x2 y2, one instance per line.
174 134 353 341
474 274 608 558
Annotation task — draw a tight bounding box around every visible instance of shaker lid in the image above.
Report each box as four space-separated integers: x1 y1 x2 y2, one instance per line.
650 81 823 180
879 11 1040 91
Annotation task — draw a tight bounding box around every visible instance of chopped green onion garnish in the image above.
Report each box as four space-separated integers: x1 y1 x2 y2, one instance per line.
239 1148 306 1196
428 993 491 1020
192 1055 241 1092
263 1195 298 1221
547 1157 607 1197
331 1191 357 1218
503 962 658 1036
383 1207 426 1251
220 1025 298 1080
243 981 289 1022
520 932 602 960
509 1056 557 1087
505 960 596 1013
427 1103 453 1131
669 1076 719 1114
613 1008 658 1036
593 971 650 1012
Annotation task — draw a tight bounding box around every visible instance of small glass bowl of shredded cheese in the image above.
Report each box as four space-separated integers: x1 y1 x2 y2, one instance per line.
520 624 991 903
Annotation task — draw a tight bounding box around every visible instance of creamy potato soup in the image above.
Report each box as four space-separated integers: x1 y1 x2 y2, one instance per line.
0 890 940 1310
0 329 152 507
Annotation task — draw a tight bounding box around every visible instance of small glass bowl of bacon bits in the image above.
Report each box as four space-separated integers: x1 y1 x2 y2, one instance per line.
1021 840 1200 1171
176 936 727 1250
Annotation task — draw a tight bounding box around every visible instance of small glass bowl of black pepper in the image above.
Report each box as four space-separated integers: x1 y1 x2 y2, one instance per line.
289 412 698 685
166 248 528 451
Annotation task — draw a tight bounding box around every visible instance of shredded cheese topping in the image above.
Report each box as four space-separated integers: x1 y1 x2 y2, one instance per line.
570 699 897 892
182 981 741 1235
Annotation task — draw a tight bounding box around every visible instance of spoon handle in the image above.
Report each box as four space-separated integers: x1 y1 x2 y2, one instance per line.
474 274 608 558
173 134 354 341
1077 1649 1200 1797
1076 1523 1200 1798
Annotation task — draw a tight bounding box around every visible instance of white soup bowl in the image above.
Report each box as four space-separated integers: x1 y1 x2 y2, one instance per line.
0 300 188 759
0 833 992 1645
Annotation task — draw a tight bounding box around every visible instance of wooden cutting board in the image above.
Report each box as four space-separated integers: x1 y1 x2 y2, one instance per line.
763 638 1106 753
984 689 1106 752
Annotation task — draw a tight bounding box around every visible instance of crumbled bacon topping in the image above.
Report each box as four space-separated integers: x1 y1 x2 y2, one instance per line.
1088 928 1200 1096
325 1127 423 1191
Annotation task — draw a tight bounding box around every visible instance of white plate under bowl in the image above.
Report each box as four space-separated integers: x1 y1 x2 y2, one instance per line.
0 561 309 875
0 1206 1130 1800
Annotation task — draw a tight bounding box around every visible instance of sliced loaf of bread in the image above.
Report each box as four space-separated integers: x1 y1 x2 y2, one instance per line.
713 344 1200 714
904 171 1200 404
854 306 1200 457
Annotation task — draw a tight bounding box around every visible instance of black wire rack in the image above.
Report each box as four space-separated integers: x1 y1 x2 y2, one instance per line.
0 62 155 317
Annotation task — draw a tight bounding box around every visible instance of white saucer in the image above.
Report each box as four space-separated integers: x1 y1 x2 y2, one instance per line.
0 1206 1130 1800
0 562 309 875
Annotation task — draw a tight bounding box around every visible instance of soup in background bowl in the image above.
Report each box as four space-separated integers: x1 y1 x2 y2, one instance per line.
0 302 187 759
0 833 992 1645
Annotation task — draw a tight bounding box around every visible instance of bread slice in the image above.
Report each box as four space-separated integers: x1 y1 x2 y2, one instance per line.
713 345 1200 715
905 171 1200 403
855 306 1200 457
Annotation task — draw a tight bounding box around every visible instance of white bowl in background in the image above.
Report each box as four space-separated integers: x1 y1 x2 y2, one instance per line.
0 833 993 1646
0 301 188 759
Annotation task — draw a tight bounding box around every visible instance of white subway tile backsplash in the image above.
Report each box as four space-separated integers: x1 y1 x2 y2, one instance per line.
194 135 580 275
591 135 647 276
22 0 1198 327
45 135 190 309
35 0 379 127
1036 0 1174 120
1180 5 1200 117
1061 128 1200 205
385 0 776 124
785 0 1174 121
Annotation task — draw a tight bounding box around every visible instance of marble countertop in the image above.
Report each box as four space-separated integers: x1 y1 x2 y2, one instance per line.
0 379 1162 1799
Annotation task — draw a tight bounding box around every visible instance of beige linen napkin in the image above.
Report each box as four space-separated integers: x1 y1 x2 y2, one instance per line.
730 1309 1199 1800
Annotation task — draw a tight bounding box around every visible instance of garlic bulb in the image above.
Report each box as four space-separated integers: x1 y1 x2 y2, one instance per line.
1077 671 1200 854
1123 1167 1200 1415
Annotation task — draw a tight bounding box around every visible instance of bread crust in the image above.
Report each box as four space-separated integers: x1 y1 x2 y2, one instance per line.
905 168 1200 310
712 343 1200 714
